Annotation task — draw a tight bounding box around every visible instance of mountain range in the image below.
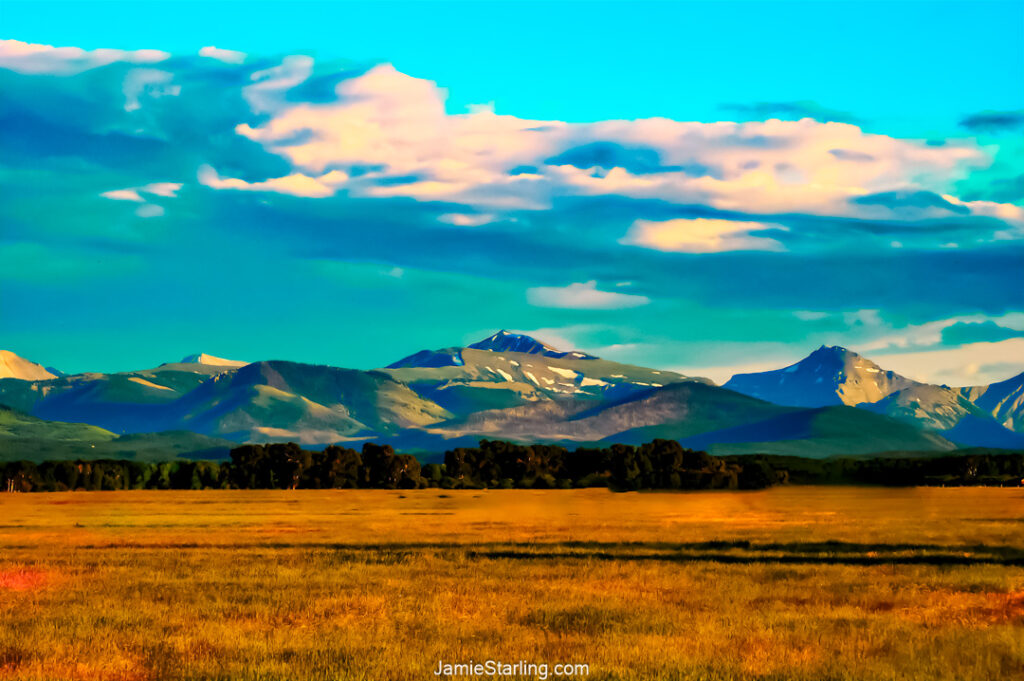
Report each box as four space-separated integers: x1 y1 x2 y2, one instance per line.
1 332 1022 461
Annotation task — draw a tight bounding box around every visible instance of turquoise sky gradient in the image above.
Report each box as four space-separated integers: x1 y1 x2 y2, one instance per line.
1 1 1022 383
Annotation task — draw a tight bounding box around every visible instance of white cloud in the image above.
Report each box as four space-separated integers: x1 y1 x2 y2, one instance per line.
526 281 650 309
0 39 168 75
242 55 314 114
197 164 347 198
198 46 246 64
123 68 179 112
227 60 1006 229
101 182 182 202
872 338 1024 386
438 213 495 227
621 218 787 253
139 182 182 197
101 189 144 202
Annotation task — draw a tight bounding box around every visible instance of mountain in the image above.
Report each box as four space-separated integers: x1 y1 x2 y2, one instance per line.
421 381 789 443
179 353 248 367
384 331 706 416
467 330 597 360
0 405 233 463
961 372 1024 433
167 361 451 443
390 378 957 458
675 406 956 457
0 357 245 434
0 350 56 381
1 336 1019 458
724 345 918 408
857 383 1024 448
859 383 985 431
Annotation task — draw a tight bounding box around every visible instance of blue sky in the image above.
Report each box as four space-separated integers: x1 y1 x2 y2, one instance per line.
1 0 1023 383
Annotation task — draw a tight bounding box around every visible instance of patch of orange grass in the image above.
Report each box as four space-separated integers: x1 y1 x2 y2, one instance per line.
0 657 152 681
0 569 47 592
898 589 1024 628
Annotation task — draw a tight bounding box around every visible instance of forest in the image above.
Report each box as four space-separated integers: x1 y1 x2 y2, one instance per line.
1 439 1022 492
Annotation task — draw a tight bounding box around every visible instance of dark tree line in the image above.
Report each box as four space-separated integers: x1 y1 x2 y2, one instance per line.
729 449 1024 487
4 440 1020 493
0 439 777 492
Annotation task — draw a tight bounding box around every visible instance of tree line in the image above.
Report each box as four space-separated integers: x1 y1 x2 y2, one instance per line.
1 439 776 492
2 440 1021 493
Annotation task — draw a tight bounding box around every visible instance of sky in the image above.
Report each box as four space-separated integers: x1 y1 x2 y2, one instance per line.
1 0 1023 385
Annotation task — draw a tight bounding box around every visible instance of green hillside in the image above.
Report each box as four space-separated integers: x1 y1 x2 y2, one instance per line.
0 406 233 463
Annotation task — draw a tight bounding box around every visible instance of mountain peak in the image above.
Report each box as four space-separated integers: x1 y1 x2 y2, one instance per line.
179 353 247 368
0 350 57 381
724 345 917 408
467 331 597 360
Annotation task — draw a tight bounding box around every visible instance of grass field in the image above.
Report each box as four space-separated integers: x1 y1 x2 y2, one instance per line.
1 487 1022 680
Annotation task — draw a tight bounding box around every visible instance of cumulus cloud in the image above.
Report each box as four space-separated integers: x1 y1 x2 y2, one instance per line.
198 46 246 64
0 39 168 75
197 164 347 198
220 60 1005 227
621 218 786 253
526 281 650 309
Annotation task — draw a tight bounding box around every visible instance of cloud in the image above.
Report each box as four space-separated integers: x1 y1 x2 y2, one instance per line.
621 218 786 253
526 281 650 309
198 164 347 198
720 100 859 124
940 321 1024 346
959 110 1024 133
872 338 1024 386
139 182 182 197
122 68 179 112
226 60 996 222
135 203 165 218
100 189 144 202
100 183 182 202
0 39 168 75
852 189 970 216
198 46 246 64
438 213 495 227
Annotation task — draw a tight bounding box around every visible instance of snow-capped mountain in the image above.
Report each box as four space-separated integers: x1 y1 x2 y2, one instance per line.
723 345 919 408
384 331 703 416
467 330 597 360
0 350 57 381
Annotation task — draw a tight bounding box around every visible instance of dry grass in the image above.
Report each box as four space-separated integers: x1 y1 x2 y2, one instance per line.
0 487 1022 680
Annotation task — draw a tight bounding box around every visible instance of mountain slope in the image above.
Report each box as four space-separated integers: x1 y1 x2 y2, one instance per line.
724 345 918 408
961 372 1024 433
467 330 597 360
0 405 233 463
0 350 56 381
678 406 957 458
169 361 452 443
383 332 706 416
179 353 248 367
0 357 244 434
858 383 1024 448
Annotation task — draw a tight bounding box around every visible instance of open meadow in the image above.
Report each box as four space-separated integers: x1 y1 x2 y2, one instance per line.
1 487 1023 681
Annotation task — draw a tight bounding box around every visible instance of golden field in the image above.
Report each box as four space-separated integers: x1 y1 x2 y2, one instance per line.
0 487 1022 681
